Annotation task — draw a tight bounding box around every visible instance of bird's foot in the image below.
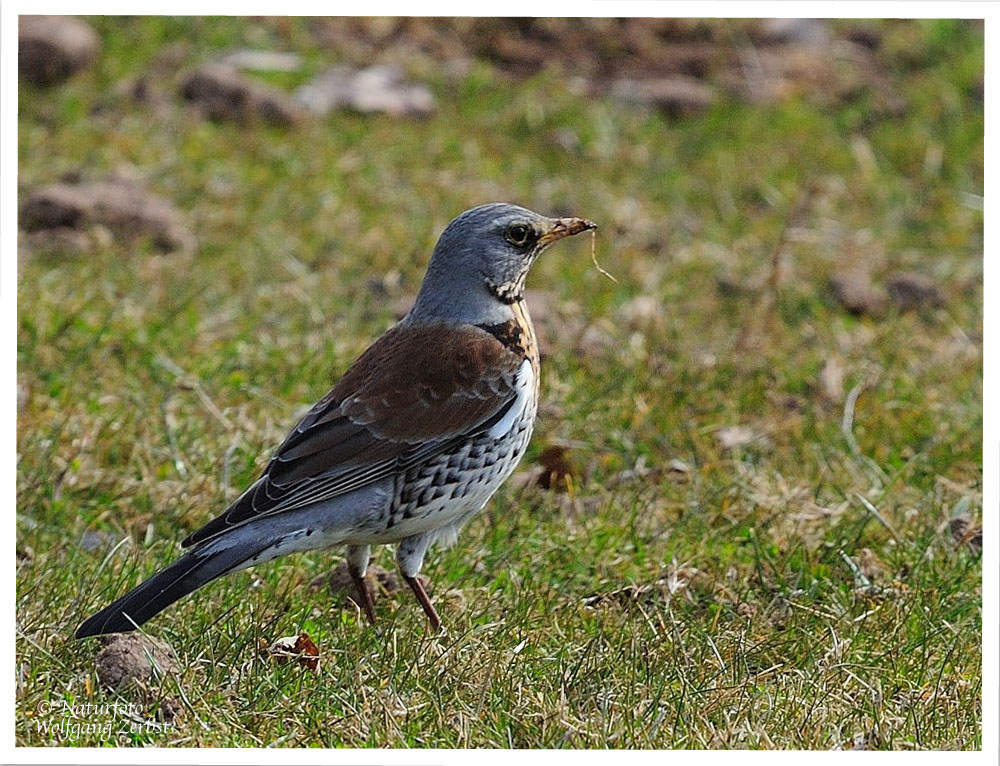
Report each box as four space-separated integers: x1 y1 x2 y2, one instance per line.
404 575 442 632
349 570 378 627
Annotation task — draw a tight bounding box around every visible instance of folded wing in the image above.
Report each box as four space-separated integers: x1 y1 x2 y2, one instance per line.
182 323 525 547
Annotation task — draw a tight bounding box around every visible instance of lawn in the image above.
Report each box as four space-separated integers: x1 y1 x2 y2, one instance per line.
15 17 982 748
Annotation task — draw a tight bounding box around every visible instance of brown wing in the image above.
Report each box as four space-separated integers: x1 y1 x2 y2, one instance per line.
182 323 524 547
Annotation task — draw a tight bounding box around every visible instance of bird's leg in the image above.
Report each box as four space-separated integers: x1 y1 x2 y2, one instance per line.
396 534 442 631
404 575 441 632
346 544 376 626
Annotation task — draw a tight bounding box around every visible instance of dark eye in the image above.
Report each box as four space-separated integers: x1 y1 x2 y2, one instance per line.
505 223 533 247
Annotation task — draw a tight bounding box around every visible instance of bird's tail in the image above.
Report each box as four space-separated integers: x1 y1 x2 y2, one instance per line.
74 536 271 639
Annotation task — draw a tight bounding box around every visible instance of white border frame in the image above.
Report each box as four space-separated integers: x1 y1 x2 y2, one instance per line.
4 3 993 763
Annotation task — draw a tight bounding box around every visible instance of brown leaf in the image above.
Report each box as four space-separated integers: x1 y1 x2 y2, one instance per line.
266 632 320 671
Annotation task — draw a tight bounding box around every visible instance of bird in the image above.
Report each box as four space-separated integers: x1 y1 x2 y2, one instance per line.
75 202 597 638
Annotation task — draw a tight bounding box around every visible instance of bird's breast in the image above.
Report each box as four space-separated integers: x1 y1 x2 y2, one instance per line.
476 299 540 387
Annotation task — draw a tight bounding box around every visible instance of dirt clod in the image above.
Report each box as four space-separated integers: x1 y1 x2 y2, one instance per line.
94 634 178 691
19 15 100 86
181 63 303 126
829 270 886 316
885 271 943 311
20 180 194 253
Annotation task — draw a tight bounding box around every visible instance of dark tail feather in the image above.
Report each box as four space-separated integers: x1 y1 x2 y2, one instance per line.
75 538 267 639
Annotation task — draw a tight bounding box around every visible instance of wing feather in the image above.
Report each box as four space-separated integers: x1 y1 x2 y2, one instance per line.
181 323 524 547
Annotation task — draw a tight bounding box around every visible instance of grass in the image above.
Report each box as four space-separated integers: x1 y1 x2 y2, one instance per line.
16 17 982 748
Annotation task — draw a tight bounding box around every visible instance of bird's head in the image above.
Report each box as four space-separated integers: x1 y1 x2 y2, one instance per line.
411 202 597 322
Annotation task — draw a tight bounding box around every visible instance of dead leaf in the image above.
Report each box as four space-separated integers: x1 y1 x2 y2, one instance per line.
266 632 320 671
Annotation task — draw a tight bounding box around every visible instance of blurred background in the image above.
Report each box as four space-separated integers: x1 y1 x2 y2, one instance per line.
17 16 983 749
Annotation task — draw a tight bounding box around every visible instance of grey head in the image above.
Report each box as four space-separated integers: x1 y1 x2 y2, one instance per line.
408 202 597 325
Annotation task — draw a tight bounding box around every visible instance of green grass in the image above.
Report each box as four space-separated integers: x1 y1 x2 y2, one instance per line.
16 17 982 748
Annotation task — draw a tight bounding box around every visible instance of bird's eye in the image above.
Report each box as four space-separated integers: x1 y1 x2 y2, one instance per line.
505 223 533 247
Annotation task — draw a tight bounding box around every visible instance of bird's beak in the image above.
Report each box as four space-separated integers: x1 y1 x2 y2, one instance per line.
538 217 598 247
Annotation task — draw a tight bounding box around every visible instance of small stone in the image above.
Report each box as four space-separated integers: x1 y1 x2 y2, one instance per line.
885 271 943 311
19 15 100 86
95 634 178 691
80 530 118 552
666 458 691 474
17 379 30 411
575 322 617 359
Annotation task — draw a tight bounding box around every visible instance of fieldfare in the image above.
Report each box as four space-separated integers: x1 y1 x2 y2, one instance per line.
76 202 596 638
